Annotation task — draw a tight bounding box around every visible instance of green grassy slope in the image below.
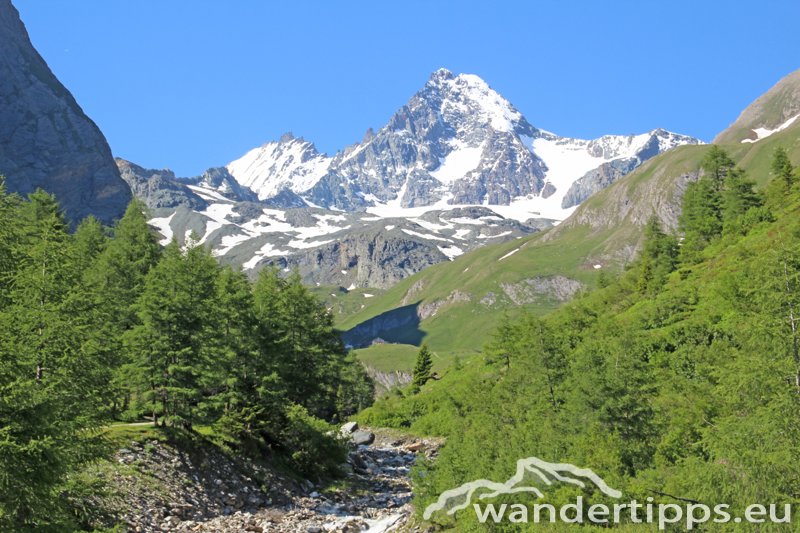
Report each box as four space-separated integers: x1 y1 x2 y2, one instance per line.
336 145 705 357
357 149 800 531
336 120 800 373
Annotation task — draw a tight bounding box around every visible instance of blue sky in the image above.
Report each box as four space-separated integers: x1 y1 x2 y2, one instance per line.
15 0 800 176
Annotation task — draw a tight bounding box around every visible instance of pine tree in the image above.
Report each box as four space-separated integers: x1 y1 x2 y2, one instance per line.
679 177 722 261
0 190 107 528
412 344 434 390
210 266 282 436
771 146 795 192
701 145 736 191
86 201 161 418
253 269 348 419
87 200 161 331
721 167 762 234
638 216 678 293
126 240 220 427
335 353 375 418
0 177 21 307
71 215 107 274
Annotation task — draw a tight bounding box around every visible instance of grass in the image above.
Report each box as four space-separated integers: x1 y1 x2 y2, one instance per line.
354 343 468 374
311 285 387 319
332 128 800 375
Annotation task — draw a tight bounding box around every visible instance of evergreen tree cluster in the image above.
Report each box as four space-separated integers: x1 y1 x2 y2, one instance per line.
0 182 373 530
361 147 800 531
679 146 771 261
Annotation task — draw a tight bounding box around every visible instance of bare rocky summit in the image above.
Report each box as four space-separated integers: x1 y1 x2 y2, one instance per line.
0 0 130 224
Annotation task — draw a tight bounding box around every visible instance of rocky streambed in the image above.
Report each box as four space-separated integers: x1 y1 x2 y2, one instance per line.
116 426 440 533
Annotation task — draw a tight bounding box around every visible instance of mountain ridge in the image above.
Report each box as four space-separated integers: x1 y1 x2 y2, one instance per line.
0 0 131 224
123 68 699 289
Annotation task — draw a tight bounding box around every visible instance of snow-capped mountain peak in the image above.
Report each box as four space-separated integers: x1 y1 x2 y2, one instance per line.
226 133 331 201
426 69 525 134
223 69 700 222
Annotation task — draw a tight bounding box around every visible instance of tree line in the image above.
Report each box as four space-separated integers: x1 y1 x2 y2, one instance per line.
0 185 373 530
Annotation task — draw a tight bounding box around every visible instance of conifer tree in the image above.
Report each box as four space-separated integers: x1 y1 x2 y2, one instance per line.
0 177 21 307
71 215 107 274
87 200 161 328
721 167 761 234
701 144 736 191
679 177 722 260
0 190 106 528
638 216 678 293
412 344 434 390
253 269 348 419
771 146 795 192
127 239 219 427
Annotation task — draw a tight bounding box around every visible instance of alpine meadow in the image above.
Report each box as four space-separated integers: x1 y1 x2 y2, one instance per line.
3 0 800 531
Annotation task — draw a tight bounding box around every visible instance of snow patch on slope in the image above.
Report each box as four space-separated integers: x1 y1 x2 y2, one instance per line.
430 141 484 183
741 113 800 143
149 213 175 246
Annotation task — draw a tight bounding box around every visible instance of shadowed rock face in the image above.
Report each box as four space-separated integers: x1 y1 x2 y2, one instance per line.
0 0 130 224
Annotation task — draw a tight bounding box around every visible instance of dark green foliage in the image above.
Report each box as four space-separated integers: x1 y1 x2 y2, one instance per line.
359 148 800 530
637 216 678 293
412 344 434 390
679 177 722 259
277 404 348 478
252 269 352 419
126 241 220 428
701 144 736 190
0 188 373 529
771 146 795 191
680 146 768 261
721 168 761 234
0 189 107 530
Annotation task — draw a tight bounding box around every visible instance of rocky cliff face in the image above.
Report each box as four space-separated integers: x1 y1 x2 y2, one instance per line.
0 0 130 224
303 69 548 210
117 159 208 210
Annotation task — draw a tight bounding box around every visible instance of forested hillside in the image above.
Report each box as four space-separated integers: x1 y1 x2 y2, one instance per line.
0 181 373 530
360 146 800 531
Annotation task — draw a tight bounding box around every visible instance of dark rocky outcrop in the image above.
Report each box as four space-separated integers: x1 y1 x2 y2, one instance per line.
117 158 208 210
260 230 448 289
0 0 130 224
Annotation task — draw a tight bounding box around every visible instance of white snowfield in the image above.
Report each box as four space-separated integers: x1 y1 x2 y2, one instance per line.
741 113 800 143
226 137 331 200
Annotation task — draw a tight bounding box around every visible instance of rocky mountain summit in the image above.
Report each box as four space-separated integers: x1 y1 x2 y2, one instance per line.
124 69 699 288
0 0 130 224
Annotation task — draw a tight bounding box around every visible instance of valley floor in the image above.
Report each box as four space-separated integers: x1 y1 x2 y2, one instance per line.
91 425 440 533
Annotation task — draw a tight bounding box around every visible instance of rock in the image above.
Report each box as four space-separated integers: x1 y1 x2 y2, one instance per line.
348 452 369 472
405 441 425 452
340 421 359 434
351 430 375 446
500 276 583 305
306 526 322 533
0 0 131 225
561 157 640 209
117 159 208 211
